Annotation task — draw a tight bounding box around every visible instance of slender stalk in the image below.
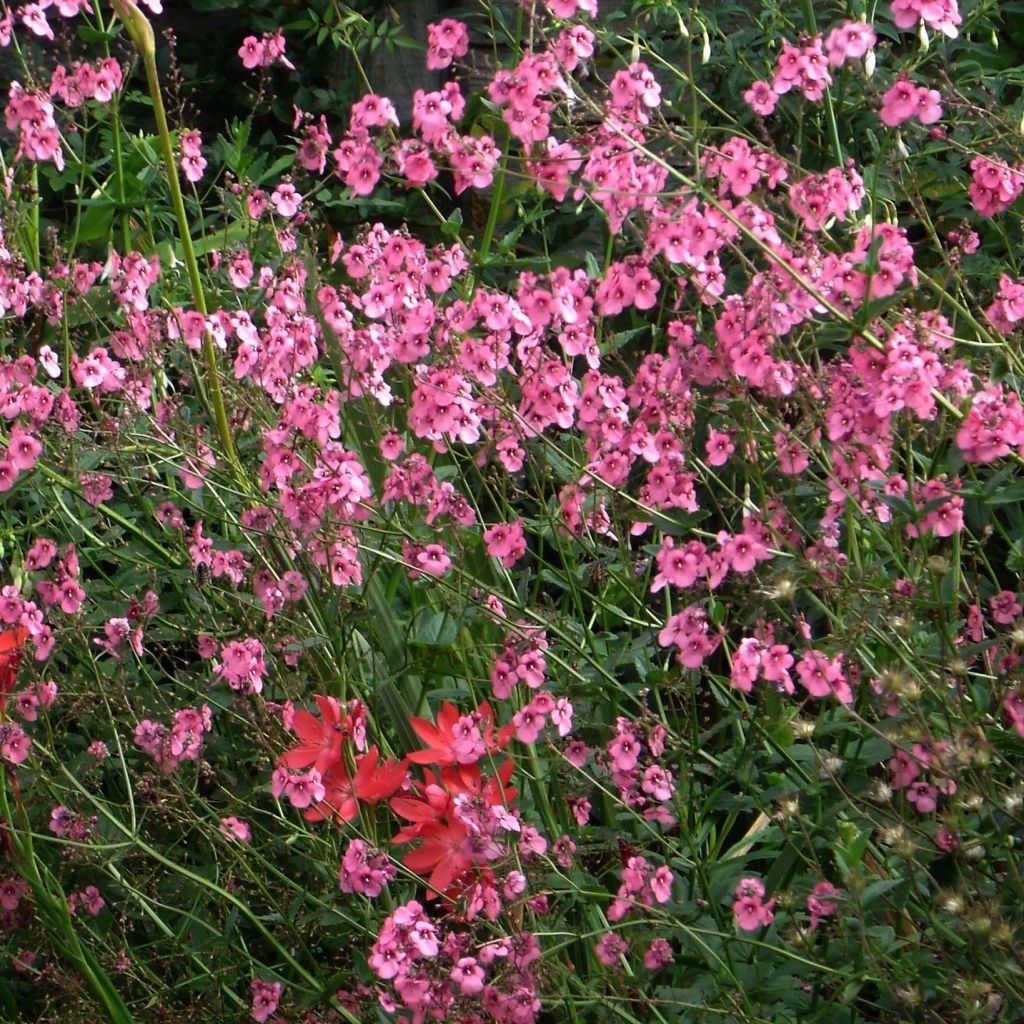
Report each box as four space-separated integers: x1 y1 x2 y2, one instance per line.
108 0 236 466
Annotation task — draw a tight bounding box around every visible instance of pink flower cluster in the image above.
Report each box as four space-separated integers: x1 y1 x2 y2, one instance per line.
426 18 469 70
212 637 266 694
990 591 1022 625
788 161 866 231
701 137 787 199
658 605 720 669
179 129 206 184
0 876 29 914
1006 691 1024 739
0 423 42 490
604 719 676 825
490 627 548 700
595 257 660 316
33 542 85 619
806 881 841 930
824 20 876 66
109 249 160 313
15 0 130 43
546 0 597 17
49 804 97 841
483 520 527 569
237 30 293 71
67 885 105 917
795 649 854 704
369 900 542 1023
607 856 674 921
879 78 942 127
338 838 397 897
888 740 956 815
511 691 574 744
745 20 874 117
133 705 212 774
731 633 796 695
773 37 832 103
49 57 122 107
890 0 961 38
270 765 325 809
250 979 282 1023
955 384 1024 463
898 477 961 539
985 273 1024 333
968 156 1024 218
5 83 62 169
732 877 776 931
94 617 144 659
0 721 31 764
488 51 571 147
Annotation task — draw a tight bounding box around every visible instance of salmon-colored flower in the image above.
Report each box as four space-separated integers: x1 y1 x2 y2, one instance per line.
305 746 408 824
407 701 512 766
279 696 366 775
0 626 28 715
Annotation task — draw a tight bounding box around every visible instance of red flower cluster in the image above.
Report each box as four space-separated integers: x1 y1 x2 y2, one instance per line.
277 697 406 823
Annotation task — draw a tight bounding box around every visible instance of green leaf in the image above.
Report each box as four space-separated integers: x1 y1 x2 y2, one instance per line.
409 607 457 647
76 203 115 243
861 878 906 907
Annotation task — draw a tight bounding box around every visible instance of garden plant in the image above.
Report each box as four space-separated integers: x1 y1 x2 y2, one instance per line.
1 0 1024 1020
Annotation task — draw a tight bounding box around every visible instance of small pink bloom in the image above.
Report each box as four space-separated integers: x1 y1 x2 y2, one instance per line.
220 816 252 843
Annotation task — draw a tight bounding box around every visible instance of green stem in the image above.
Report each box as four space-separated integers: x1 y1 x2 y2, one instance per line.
109 0 236 466
1 777 136 1023
799 0 844 168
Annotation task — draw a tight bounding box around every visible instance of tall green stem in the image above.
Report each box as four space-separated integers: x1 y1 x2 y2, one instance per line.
108 0 236 466
800 0 845 168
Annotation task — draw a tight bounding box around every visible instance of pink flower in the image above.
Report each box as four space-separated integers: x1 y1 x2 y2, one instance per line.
407 542 451 578
595 932 629 967
219 816 252 843
270 182 302 218
807 881 841 930
250 979 282 1023
644 938 673 970
743 80 778 116
483 520 527 569
1 724 31 765
238 36 266 70
890 0 961 38
906 781 939 813
563 739 589 767
80 885 105 916
650 865 674 903
426 18 469 70
732 877 775 930
705 429 735 466
990 590 1022 625
879 79 942 127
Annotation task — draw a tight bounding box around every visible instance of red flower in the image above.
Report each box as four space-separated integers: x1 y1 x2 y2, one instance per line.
389 760 517 897
0 627 28 715
304 746 407 824
280 695 365 775
407 701 513 766
401 818 472 894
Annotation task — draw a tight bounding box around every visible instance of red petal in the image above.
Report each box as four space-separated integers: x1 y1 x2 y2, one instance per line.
407 749 447 765
390 797 441 823
409 716 442 749
0 627 28 654
279 746 317 769
291 710 324 744
314 695 341 727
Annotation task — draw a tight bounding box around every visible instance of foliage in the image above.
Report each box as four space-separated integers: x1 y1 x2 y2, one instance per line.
0 0 1024 1022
